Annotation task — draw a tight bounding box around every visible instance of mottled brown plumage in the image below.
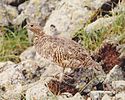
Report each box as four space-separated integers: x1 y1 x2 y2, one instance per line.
27 23 104 75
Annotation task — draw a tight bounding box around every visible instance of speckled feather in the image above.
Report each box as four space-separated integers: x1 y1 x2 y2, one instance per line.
27 23 104 74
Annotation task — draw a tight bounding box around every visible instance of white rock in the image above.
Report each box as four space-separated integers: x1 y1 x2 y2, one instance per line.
85 16 117 34
20 46 36 61
114 91 125 100
2 83 23 100
0 57 64 99
90 91 113 100
112 81 125 92
4 5 18 20
0 64 17 87
26 81 56 100
18 1 29 12
57 93 84 100
0 61 15 72
13 0 61 26
0 3 9 26
102 94 112 100
104 65 125 84
44 0 89 37
44 0 108 38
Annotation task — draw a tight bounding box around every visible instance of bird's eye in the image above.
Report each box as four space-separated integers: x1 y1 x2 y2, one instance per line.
31 24 33 27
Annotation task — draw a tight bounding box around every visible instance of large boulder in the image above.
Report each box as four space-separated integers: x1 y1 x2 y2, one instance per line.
44 0 109 38
13 0 61 26
0 3 18 26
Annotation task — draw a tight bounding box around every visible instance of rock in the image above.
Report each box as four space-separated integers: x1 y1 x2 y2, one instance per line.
57 93 84 100
18 1 29 13
84 16 117 34
102 94 112 100
0 57 63 99
113 91 125 100
26 81 56 100
0 60 42 94
44 0 109 38
84 2 125 34
0 2 18 26
0 61 15 73
13 0 61 42
90 91 113 100
20 46 36 61
0 3 10 26
112 81 125 92
104 65 125 85
13 0 61 26
4 5 18 22
0 64 17 96
44 0 89 37
1 83 22 100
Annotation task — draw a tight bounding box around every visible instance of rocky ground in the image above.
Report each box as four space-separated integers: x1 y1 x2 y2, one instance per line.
0 0 125 100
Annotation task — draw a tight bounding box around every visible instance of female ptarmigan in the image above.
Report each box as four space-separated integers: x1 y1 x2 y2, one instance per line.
27 23 105 79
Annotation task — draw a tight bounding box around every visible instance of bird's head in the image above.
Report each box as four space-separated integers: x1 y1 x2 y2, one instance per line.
26 23 44 36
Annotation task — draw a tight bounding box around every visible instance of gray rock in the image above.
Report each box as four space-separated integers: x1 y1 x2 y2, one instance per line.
13 0 61 42
84 2 125 34
113 91 125 100
84 16 117 34
57 93 84 100
0 64 17 97
0 61 15 73
0 3 18 26
90 91 113 100
44 0 108 38
18 1 29 12
1 83 22 100
0 57 63 99
4 5 18 22
13 0 61 26
104 65 125 85
102 94 112 100
0 3 9 26
26 81 57 100
112 81 125 92
20 46 36 61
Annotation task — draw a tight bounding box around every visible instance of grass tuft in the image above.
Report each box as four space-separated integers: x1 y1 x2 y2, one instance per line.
74 12 125 53
0 26 30 63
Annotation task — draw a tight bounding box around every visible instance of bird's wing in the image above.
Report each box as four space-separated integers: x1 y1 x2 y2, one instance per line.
43 36 90 68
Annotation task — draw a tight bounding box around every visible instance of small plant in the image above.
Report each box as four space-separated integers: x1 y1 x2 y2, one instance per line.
0 25 30 63
74 12 125 53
